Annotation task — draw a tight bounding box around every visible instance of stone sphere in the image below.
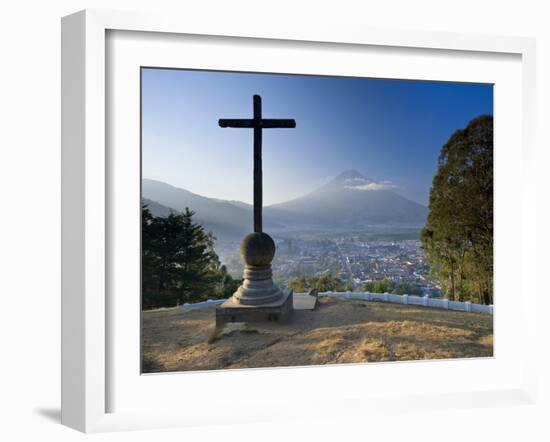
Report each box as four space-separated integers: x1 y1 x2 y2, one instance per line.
240 232 276 266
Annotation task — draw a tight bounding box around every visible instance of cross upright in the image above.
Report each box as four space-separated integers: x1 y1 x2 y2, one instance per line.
219 95 296 233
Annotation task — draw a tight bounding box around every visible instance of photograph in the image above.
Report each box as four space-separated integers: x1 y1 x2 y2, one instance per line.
140 68 494 373
1 0 543 438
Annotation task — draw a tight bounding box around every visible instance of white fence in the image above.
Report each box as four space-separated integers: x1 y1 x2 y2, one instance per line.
180 298 225 308
179 292 493 315
317 291 494 315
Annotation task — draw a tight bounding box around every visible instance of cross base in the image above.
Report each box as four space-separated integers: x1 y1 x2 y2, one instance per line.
215 290 293 326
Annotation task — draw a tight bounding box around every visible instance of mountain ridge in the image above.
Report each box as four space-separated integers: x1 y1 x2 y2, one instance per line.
267 170 427 226
142 171 427 239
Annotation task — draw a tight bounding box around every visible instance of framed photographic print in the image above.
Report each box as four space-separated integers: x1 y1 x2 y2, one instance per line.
140 69 495 374
61 9 537 433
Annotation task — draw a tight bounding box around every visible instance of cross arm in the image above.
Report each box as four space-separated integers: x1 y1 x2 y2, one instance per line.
261 119 296 128
218 118 296 128
219 119 255 128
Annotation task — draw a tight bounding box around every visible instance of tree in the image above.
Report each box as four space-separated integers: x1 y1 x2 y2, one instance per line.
216 265 241 299
363 278 422 295
142 205 179 308
316 273 343 291
363 280 375 292
142 206 226 309
391 280 422 296
338 281 354 292
287 273 344 292
288 275 308 292
172 208 220 304
141 206 160 303
374 279 390 293
421 115 493 304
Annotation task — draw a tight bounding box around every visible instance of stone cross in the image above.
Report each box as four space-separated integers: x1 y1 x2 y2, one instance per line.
215 95 296 322
219 95 296 233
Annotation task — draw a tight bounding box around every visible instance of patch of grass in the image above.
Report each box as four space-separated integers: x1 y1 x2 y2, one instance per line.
142 306 179 314
141 298 493 372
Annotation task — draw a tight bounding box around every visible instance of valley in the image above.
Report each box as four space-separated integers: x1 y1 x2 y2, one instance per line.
142 170 437 295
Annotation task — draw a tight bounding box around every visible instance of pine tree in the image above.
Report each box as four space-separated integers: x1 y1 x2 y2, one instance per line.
141 206 225 308
172 208 220 304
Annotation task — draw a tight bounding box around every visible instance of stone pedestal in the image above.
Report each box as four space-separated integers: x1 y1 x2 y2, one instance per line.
216 289 293 325
216 231 293 325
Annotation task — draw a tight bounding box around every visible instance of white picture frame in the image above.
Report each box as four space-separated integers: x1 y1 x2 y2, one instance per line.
61 9 537 433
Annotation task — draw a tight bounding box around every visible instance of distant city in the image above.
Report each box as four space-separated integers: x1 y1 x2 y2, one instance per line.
142 172 442 298
217 231 441 297
141 114 493 306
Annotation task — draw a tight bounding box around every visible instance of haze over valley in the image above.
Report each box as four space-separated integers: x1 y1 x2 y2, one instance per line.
142 170 436 294
143 170 428 238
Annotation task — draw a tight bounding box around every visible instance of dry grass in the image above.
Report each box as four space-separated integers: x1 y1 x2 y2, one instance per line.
141 297 493 373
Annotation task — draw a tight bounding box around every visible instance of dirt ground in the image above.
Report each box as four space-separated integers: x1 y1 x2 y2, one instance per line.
141 297 493 373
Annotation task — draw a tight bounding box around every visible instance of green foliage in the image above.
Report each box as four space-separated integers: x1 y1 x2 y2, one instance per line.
421 115 493 304
142 206 241 309
287 273 346 292
338 281 354 293
288 275 308 292
215 265 242 299
363 278 422 295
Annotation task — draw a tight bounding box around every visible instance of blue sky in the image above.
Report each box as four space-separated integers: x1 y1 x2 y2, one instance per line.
141 68 493 205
